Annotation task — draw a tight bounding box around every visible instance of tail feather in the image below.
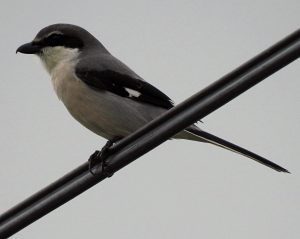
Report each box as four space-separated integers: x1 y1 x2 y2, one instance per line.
185 128 289 173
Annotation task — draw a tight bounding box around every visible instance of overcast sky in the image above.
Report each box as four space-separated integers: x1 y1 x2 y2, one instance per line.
0 0 299 238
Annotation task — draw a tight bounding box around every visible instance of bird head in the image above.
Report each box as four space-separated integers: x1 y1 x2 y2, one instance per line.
16 23 107 73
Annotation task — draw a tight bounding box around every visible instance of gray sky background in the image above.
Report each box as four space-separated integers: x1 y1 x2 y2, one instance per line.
0 0 299 238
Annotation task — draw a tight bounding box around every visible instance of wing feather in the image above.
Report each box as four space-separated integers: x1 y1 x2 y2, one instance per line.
75 55 174 109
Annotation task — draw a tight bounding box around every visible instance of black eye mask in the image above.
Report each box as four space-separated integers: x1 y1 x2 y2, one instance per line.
39 33 84 49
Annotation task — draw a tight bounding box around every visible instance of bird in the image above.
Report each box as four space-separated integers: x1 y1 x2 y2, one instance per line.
16 23 289 173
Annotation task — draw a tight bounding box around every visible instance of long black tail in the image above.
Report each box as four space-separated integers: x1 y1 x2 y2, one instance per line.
185 128 289 173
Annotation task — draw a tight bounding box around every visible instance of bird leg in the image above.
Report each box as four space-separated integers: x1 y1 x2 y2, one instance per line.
88 136 122 177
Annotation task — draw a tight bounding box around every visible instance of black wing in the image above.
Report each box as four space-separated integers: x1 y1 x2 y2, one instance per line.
76 67 174 109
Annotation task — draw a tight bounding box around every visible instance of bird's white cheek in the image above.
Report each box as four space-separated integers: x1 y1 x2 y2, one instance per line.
39 47 79 74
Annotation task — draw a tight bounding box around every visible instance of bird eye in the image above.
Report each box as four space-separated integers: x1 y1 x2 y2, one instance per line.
45 33 64 46
48 34 62 40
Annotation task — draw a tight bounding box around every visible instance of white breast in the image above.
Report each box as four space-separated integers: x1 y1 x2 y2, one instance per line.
51 61 77 100
38 46 80 100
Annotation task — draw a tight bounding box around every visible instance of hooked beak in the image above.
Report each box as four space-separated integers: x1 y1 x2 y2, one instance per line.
16 42 41 54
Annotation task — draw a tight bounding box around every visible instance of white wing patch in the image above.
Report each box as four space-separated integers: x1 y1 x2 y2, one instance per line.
125 87 142 98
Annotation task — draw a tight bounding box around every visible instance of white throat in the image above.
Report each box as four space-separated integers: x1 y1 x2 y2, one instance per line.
39 46 80 74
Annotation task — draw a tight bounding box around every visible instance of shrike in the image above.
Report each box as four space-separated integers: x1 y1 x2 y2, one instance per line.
16 23 288 173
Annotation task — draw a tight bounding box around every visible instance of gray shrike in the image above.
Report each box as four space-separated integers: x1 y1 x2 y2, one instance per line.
16 23 288 173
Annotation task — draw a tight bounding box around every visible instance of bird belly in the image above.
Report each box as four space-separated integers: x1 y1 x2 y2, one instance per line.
51 66 165 140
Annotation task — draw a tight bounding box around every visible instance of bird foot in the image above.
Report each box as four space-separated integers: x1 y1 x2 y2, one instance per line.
88 137 122 177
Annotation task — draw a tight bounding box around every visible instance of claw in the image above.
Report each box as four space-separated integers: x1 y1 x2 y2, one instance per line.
88 150 101 175
88 137 122 177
